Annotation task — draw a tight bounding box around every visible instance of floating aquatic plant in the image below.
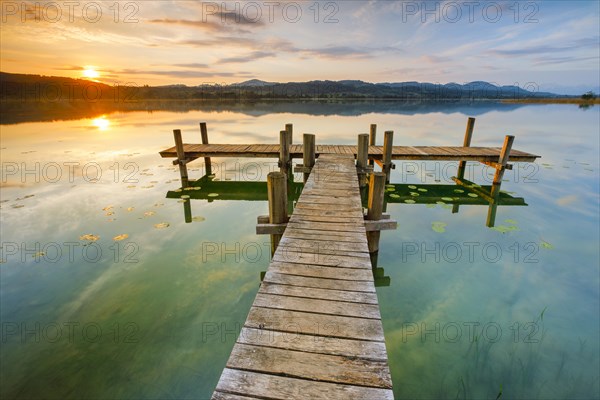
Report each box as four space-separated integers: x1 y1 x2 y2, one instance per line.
79 234 99 241
431 221 447 233
180 195 190 199
154 223 170 229
143 211 155 217
408 185 417 189
540 240 554 249
113 234 129 241
410 192 420 197
468 193 478 198
418 188 428 192
208 193 219 197
404 199 416 204
505 219 518 225
389 194 400 199
454 189 464 193
441 197 453 202
192 216 206 222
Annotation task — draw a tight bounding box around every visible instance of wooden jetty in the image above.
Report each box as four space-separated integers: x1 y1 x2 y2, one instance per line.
158 118 540 399
212 154 395 399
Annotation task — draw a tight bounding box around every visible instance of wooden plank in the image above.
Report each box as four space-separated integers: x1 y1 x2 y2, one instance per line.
237 327 387 359
226 344 391 388
259 282 378 304
278 237 369 253
268 261 374 280
272 250 372 269
285 220 366 233
212 392 260 400
214 369 394 400
245 307 385 341
253 293 382 319
264 271 376 293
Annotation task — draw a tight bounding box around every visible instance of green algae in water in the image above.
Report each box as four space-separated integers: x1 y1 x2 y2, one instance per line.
541 240 554 249
431 221 447 233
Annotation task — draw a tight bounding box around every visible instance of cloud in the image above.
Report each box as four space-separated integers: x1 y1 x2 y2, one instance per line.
217 51 275 64
171 63 209 69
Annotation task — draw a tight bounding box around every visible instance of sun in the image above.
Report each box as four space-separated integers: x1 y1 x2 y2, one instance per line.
82 67 100 80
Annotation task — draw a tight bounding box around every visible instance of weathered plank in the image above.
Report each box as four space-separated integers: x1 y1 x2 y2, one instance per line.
259 281 378 304
226 344 392 388
263 271 376 292
214 369 394 400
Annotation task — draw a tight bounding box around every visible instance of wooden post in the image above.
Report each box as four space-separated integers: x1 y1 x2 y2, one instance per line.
382 130 394 183
490 135 514 198
199 122 212 175
369 124 377 166
285 123 293 146
486 202 498 227
457 117 475 180
173 129 189 187
279 130 291 177
183 198 192 223
303 133 315 183
366 172 385 253
268 172 287 255
357 134 369 187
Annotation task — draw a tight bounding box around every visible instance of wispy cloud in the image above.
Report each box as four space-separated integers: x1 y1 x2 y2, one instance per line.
217 51 275 64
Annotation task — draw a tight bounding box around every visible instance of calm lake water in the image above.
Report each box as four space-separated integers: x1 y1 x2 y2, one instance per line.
1 101 599 399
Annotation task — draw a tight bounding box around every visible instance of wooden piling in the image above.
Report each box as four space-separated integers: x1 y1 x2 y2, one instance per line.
490 135 514 198
279 130 291 177
285 123 293 146
267 172 288 254
366 172 386 253
199 122 212 175
303 133 315 183
357 134 369 187
457 117 475 180
382 131 394 183
369 124 377 166
173 129 189 186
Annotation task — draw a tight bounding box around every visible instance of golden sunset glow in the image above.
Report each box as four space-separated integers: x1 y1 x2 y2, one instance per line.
82 67 99 80
92 116 110 131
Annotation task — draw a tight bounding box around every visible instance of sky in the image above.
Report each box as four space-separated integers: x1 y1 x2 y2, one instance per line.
1 0 599 94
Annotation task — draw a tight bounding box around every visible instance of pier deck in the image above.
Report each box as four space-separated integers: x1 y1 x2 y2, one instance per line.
212 154 394 399
159 143 539 162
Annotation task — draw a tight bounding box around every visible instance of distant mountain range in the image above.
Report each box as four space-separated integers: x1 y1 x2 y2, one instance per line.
1 72 565 101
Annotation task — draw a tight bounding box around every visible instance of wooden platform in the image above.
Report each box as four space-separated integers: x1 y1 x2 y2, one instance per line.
212 154 394 399
159 143 539 162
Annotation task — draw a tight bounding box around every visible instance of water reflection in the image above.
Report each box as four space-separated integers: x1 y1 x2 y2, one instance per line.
165 174 529 229
1 99 532 125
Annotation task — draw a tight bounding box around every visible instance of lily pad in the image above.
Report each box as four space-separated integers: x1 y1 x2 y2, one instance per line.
126 207 135 212
417 188 428 192
192 216 206 222
505 219 518 225
113 234 129 241
408 185 417 189
144 211 156 217
491 225 519 233
441 197 454 202
453 189 464 193
79 234 99 241
468 193 478 198
431 221 447 233
207 193 219 198
154 223 170 229
102 206 113 211
404 199 416 204
389 194 400 199
540 241 554 249
180 195 190 199
426 204 436 208
410 192 420 197
177 199 187 203
436 201 446 205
